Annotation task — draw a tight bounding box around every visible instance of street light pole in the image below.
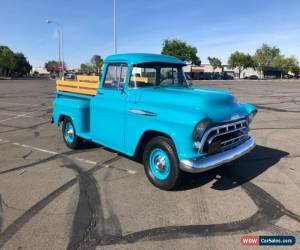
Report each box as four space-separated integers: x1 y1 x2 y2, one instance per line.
46 20 64 78
58 30 61 67
113 0 117 54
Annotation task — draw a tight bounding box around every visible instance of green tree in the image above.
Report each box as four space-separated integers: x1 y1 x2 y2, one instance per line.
0 46 31 77
228 51 257 79
272 56 299 79
292 66 300 75
271 56 286 79
12 53 32 76
0 46 15 76
254 44 280 78
80 63 88 73
45 60 60 77
80 63 94 74
207 57 222 72
90 55 103 74
285 56 299 75
162 39 201 65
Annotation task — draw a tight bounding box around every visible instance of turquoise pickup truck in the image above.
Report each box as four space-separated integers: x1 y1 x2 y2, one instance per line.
52 53 257 190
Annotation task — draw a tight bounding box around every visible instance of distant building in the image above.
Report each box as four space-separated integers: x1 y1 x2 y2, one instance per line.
31 67 50 76
183 63 260 79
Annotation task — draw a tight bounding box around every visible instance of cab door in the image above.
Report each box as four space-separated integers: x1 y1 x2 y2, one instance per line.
91 63 128 152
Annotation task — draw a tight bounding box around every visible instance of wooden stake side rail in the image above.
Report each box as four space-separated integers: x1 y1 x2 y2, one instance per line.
76 75 100 82
56 80 99 95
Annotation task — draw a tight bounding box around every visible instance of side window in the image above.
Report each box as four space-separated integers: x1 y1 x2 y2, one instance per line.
160 67 179 85
130 66 156 87
104 64 128 89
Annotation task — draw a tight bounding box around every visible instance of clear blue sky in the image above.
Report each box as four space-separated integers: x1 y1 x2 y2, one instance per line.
1 0 299 68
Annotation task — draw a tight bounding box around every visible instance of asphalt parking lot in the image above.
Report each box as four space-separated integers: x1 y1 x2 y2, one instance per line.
0 79 299 250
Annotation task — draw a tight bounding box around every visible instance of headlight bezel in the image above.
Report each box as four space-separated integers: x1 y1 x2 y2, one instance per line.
193 119 211 141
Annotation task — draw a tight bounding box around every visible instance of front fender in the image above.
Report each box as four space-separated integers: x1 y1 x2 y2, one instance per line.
125 106 207 160
240 102 257 115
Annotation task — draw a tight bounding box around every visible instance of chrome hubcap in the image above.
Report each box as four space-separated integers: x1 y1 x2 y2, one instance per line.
154 155 166 172
64 121 75 144
149 148 170 181
67 129 74 136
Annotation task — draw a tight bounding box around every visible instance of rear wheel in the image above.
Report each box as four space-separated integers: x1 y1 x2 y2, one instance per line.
62 117 82 149
143 136 183 190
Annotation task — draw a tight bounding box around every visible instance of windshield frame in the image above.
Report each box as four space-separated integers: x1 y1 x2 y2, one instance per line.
129 62 188 89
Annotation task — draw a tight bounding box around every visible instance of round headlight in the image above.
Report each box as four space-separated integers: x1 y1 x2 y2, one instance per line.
193 119 211 140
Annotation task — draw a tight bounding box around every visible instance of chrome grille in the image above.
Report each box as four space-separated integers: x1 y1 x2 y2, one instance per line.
198 120 249 153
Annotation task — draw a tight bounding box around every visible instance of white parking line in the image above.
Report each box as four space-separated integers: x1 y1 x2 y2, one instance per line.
75 157 97 165
0 101 40 106
0 109 50 123
0 111 21 116
0 138 136 174
23 116 49 121
13 143 58 155
0 112 49 121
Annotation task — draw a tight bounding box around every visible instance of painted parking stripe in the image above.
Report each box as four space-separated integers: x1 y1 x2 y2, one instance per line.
0 111 21 116
0 112 49 121
0 101 40 106
0 109 50 123
75 157 97 165
0 138 136 174
13 143 58 155
22 116 49 121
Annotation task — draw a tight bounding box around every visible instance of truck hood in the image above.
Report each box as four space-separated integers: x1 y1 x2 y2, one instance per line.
136 86 249 122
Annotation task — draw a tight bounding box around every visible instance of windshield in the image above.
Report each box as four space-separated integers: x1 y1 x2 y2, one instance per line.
129 63 187 88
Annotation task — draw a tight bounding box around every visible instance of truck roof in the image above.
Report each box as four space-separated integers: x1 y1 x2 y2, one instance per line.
104 53 186 65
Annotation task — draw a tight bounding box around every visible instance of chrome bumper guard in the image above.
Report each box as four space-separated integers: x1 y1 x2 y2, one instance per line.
180 138 256 173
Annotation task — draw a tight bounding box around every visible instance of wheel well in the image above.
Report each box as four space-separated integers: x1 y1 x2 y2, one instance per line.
134 130 173 162
58 115 68 125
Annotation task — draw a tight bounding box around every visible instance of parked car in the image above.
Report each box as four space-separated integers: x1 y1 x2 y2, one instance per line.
220 72 234 80
52 53 257 190
64 73 76 80
284 74 294 79
244 75 259 80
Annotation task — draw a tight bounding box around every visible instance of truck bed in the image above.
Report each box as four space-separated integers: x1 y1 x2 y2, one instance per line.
56 75 99 95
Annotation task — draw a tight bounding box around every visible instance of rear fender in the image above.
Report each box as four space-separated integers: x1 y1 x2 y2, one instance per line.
53 95 90 136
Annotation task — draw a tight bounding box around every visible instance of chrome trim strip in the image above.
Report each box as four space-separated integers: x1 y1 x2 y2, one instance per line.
128 109 157 117
180 137 256 173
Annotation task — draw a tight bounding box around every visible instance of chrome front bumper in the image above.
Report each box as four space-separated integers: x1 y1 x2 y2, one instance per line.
180 138 256 173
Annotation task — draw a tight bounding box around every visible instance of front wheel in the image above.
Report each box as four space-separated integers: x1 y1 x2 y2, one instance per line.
62 117 82 149
143 136 183 190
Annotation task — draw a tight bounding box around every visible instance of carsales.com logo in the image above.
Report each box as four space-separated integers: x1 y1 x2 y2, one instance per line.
241 235 296 246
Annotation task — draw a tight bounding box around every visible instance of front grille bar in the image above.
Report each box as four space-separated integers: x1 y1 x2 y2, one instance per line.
207 127 247 144
220 134 248 149
198 119 248 152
